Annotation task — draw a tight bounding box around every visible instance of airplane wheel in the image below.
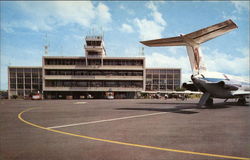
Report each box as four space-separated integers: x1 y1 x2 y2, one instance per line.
205 98 213 106
237 98 246 105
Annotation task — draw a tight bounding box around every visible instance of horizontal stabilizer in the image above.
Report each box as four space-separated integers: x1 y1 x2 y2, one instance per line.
140 36 186 47
140 19 237 47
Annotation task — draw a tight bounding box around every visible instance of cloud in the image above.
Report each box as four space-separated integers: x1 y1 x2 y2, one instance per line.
120 24 134 33
222 11 238 21
203 47 249 76
236 47 249 57
134 1 167 40
96 3 112 25
231 1 250 13
3 1 112 32
119 4 135 15
146 1 166 26
134 18 165 40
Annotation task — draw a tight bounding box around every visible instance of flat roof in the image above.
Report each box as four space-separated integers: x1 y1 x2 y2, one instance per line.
146 67 181 70
8 66 42 68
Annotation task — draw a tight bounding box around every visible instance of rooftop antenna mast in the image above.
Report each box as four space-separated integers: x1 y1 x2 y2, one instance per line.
100 27 104 38
139 46 144 57
44 33 50 55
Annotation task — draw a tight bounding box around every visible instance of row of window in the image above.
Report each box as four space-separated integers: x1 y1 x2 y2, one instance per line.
9 68 42 73
10 78 41 84
86 40 102 46
9 72 42 78
10 84 42 89
103 60 143 66
87 51 101 56
146 69 180 74
45 59 86 65
146 80 180 85
45 59 144 66
45 80 143 88
146 74 180 79
146 85 180 91
45 70 143 76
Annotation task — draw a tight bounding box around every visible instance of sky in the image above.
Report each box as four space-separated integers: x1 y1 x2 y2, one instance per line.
0 1 249 90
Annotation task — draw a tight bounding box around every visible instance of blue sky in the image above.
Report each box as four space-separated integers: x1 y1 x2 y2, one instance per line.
0 1 249 90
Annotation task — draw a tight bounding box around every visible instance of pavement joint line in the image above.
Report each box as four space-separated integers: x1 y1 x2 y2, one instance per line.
18 107 250 160
47 112 167 129
74 102 87 104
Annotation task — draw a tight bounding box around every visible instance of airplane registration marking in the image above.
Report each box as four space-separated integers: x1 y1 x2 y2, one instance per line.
18 108 250 160
48 112 167 129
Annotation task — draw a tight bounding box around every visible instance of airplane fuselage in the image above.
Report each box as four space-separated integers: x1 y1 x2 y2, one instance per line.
192 71 250 99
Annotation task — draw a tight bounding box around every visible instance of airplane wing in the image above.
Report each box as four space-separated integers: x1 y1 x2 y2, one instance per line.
204 80 239 91
232 91 250 96
182 82 199 91
140 19 237 46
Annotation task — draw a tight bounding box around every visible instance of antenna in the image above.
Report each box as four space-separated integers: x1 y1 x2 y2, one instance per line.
101 27 104 38
142 47 144 56
139 46 144 57
44 33 50 55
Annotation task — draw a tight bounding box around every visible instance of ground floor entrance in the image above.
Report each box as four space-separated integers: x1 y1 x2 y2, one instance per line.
43 91 138 99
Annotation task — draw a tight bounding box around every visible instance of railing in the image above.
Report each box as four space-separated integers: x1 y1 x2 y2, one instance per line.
86 55 103 58
84 45 102 49
85 36 103 40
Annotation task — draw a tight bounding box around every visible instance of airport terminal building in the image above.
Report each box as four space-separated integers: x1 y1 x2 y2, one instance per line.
8 35 181 99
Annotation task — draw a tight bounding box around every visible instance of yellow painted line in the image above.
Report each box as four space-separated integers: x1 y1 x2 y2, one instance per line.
18 108 250 160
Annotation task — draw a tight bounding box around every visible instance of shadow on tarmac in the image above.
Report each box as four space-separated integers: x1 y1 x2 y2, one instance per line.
116 106 199 114
116 103 236 114
138 101 237 109
138 102 197 105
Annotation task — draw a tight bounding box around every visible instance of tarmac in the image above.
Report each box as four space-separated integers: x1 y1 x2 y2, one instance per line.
0 98 249 160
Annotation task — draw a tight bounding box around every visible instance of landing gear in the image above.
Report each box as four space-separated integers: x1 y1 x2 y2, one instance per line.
198 92 213 109
237 98 246 105
205 98 213 106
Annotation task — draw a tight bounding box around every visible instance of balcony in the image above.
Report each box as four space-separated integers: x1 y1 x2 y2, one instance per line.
84 45 103 51
85 36 102 40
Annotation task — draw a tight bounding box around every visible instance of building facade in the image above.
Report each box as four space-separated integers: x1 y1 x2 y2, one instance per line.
8 67 42 99
43 56 145 99
8 35 181 99
42 35 145 99
145 68 181 92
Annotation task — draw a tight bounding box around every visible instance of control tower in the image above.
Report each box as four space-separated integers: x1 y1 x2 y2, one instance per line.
84 35 106 58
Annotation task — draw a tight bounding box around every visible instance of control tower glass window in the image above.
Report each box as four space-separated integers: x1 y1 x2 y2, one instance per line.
86 41 101 46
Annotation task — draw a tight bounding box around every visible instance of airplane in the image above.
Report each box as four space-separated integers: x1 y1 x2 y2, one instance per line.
140 19 250 108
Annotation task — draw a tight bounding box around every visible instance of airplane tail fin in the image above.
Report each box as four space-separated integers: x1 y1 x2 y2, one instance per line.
140 19 237 74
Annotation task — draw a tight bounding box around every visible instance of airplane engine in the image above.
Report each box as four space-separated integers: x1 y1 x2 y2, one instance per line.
217 81 238 91
182 82 198 91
